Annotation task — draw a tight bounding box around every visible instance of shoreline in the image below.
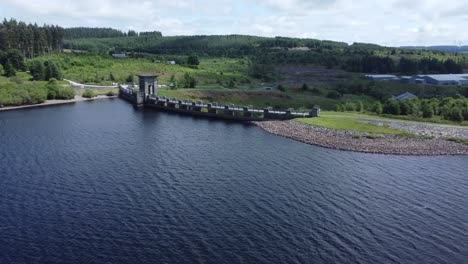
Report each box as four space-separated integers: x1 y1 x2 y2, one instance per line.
254 120 468 156
0 95 117 112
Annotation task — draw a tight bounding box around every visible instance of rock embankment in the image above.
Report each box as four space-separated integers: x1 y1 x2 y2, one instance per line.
254 120 468 155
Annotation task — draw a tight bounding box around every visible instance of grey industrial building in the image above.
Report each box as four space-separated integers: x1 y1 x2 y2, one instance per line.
365 74 468 85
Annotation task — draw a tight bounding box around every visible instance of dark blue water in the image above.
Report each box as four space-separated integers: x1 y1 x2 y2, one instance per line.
1 99 467 264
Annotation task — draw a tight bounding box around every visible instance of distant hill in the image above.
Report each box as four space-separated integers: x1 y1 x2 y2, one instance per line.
401 46 468 53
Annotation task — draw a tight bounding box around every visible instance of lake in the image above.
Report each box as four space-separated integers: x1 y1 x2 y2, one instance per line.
1 99 467 263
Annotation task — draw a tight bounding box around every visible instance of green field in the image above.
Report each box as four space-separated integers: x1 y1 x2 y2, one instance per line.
297 112 408 135
31 53 253 86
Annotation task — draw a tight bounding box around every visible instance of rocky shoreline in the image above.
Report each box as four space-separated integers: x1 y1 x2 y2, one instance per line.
254 120 468 156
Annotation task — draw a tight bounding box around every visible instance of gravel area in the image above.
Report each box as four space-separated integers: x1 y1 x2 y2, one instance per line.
361 119 468 140
254 120 468 156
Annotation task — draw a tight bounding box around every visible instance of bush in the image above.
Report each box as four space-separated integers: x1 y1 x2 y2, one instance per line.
344 102 357 111
357 101 364 112
187 55 200 65
277 85 285 92
449 107 464 122
373 101 383 115
46 79 60 99
310 87 321 95
82 89 96 98
301 83 309 91
106 90 115 96
4 62 15 77
126 75 134 83
181 73 197 88
383 98 401 115
0 64 3 75
327 90 341 99
421 103 434 118
56 86 75 100
335 104 344 112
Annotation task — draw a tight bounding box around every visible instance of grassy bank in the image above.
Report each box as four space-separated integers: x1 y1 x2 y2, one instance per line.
296 112 407 135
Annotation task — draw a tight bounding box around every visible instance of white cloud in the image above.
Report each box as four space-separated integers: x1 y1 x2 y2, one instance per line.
0 0 467 46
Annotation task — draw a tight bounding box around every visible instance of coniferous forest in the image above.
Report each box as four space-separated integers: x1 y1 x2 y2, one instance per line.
0 17 467 124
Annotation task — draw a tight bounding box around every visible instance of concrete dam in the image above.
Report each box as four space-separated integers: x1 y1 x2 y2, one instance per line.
119 75 320 121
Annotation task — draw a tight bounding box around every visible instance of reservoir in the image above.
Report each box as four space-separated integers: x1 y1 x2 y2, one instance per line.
1 99 467 263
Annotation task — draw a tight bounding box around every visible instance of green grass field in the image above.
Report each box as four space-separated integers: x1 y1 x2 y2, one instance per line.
296 111 407 135
32 53 253 86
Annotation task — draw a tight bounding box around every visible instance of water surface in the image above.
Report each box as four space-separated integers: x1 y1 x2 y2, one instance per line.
1 99 467 263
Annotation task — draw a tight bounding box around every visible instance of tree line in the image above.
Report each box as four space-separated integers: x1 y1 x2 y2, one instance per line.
0 18 64 58
344 56 463 74
64 27 162 40
335 97 468 122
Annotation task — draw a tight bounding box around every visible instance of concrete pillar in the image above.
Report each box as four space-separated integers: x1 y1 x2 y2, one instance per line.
207 104 217 114
243 107 252 118
224 105 233 116
310 107 320 117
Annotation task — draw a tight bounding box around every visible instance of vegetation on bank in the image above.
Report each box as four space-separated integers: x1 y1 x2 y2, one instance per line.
1 18 468 120
335 97 468 123
296 112 408 135
0 76 74 106
82 89 96 98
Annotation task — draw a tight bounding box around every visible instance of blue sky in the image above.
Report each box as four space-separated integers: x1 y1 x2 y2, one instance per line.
1 0 467 46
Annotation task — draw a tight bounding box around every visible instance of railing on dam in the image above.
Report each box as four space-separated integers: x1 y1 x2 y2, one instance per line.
118 86 319 121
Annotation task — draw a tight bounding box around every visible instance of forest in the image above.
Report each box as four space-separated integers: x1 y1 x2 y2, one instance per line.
1 18 468 123
64 27 162 40
63 34 468 75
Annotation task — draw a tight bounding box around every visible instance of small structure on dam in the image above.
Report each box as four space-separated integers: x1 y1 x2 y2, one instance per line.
119 75 319 121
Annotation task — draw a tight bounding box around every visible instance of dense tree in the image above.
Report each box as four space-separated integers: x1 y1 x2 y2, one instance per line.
373 101 383 115
383 98 401 115
30 60 45 81
0 19 63 58
169 74 177 89
126 74 134 83
64 27 126 39
398 58 419 75
181 73 197 88
4 62 15 77
187 55 200 65
45 61 61 80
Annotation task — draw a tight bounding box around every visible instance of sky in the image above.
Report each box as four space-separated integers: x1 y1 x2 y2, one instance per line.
0 0 467 46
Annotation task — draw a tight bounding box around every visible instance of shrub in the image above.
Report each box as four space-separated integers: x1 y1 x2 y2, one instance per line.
335 104 344 112
310 87 321 95
181 73 197 88
301 83 309 91
383 98 400 115
327 90 341 99
126 75 134 83
366 134 385 139
46 79 60 99
277 85 285 92
344 102 357 111
357 101 364 112
82 89 96 98
4 62 15 77
106 90 115 96
449 107 464 122
373 101 383 115
421 103 434 118
56 86 75 100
